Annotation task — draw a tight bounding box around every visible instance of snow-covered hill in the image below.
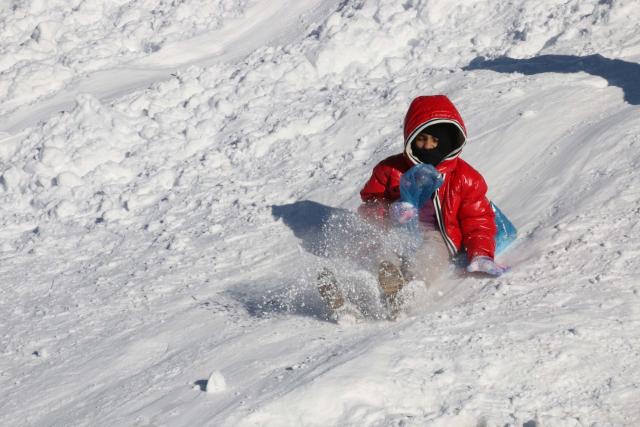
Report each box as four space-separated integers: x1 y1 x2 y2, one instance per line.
1 1 639 426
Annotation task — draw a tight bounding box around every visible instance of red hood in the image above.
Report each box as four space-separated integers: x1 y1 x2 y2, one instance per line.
403 95 468 165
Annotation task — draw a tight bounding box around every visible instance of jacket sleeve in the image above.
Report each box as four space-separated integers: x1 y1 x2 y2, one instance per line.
458 172 496 262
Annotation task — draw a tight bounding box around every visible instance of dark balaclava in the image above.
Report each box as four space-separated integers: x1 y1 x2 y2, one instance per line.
411 123 456 166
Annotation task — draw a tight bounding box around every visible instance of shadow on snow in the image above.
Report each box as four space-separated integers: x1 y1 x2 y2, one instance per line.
226 201 389 322
271 200 353 257
464 54 640 105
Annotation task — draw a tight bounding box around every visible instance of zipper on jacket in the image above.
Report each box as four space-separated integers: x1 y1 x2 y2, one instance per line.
432 188 458 257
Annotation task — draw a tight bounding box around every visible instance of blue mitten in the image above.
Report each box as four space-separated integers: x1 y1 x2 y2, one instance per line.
467 256 510 276
390 164 444 226
399 164 444 208
390 164 445 255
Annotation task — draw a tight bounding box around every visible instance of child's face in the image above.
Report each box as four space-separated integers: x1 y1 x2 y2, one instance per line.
414 132 438 150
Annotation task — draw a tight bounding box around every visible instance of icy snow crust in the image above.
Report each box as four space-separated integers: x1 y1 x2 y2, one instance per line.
1 0 640 426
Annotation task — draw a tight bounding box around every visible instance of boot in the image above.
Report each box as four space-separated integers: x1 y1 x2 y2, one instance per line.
378 261 406 319
317 268 345 311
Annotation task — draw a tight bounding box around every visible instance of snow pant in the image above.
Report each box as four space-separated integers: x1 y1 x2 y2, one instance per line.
320 212 450 286
399 229 450 286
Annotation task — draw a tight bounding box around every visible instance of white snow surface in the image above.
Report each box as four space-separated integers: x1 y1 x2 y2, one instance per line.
1 0 640 426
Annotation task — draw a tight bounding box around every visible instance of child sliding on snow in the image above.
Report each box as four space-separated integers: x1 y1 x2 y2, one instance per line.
318 95 508 318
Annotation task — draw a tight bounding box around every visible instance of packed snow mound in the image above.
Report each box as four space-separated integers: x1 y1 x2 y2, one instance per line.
310 0 640 76
3 0 640 119
2 0 640 426
0 0 251 115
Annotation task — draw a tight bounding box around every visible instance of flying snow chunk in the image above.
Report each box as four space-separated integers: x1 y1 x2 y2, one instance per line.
206 370 227 393
32 348 49 359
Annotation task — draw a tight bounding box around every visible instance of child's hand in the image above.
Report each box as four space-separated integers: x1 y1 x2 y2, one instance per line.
390 201 418 224
467 256 509 276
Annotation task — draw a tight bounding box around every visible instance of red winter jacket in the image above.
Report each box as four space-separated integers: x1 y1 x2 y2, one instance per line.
359 95 496 262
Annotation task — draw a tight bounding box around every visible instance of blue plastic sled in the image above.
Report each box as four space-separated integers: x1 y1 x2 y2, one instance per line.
491 202 517 254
